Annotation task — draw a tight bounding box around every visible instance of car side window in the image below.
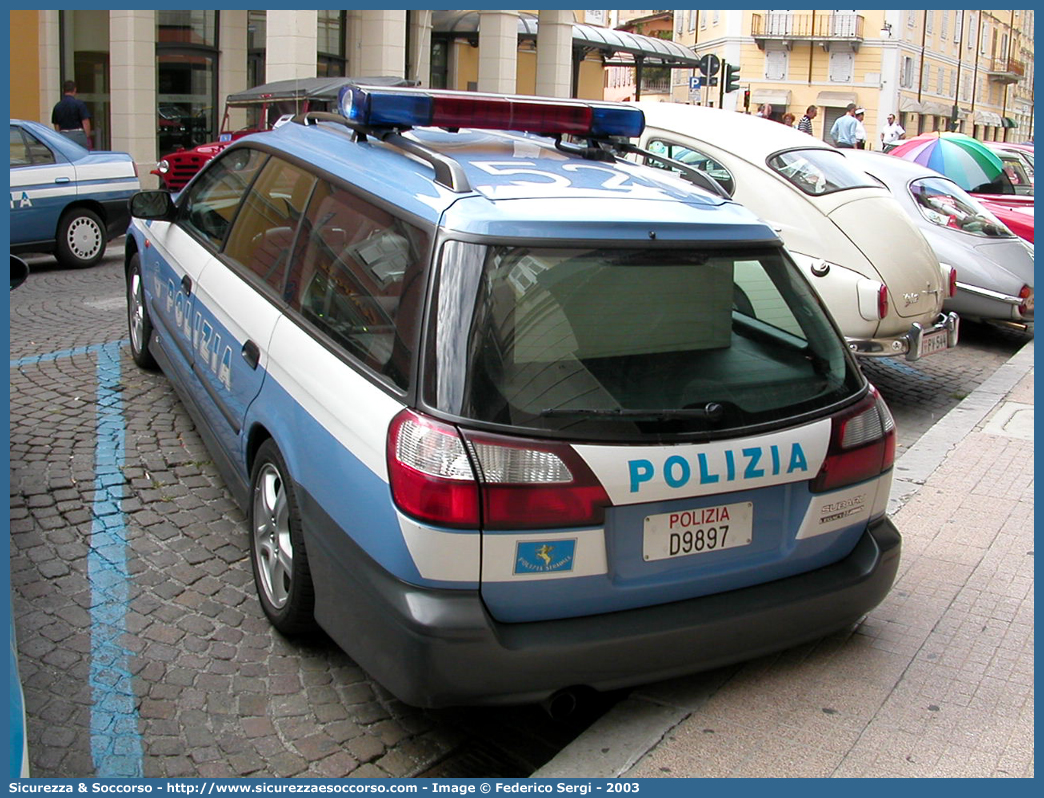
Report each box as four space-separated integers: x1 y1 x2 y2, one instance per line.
645 138 735 195
179 147 268 250
286 180 431 390
222 156 316 294
10 127 56 168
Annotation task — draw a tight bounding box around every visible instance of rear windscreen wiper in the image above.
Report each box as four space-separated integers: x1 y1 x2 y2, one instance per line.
540 403 725 422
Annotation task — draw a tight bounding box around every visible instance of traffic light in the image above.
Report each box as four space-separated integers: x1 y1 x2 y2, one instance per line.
743 88 751 110
724 63 741 93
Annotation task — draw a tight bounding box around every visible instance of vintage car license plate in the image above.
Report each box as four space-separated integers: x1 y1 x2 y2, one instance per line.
643 502 753 562
919 328 950 357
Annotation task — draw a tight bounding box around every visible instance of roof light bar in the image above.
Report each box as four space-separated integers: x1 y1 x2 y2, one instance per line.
337 86 644 139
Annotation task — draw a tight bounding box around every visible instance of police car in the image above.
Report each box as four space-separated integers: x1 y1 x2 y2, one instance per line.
10 119 140 268
124 87 901 708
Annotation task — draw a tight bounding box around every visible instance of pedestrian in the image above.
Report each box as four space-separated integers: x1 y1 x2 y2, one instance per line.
51 80 92 149
797 105 817 135
854 108 868 149
880 113 905 149
830 102 859 148
781 112 796 128
755 103 773 119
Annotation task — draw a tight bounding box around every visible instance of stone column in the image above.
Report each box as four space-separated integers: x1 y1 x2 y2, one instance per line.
536 10 573 98
356 10 406 78
478 10 518 93
110 10 156 178
219 10 249 131
409 10 433 87
38 10 61 124
266 10 317 82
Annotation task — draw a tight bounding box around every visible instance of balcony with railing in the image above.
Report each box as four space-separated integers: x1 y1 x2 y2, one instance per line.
751 12 864 50
986 56 1025 84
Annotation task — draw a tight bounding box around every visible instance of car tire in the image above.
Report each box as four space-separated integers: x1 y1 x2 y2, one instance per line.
249 440 317 636
56 207 106 268
127 254 158 370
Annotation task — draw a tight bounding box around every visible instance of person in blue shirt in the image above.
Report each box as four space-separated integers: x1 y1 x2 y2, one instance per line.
829 103 859 148
51 80 92 149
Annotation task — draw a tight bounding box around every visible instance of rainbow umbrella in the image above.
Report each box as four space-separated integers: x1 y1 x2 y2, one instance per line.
888 131 1004 191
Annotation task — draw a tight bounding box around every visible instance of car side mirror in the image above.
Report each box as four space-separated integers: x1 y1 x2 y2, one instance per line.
130 190 177 220
10 255 30 290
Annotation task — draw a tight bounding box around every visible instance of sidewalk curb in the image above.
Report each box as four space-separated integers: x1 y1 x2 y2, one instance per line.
531 339 1034 779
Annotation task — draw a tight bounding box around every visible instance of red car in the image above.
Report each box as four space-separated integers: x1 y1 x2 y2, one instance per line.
974 194 1033 243
152 76 414 191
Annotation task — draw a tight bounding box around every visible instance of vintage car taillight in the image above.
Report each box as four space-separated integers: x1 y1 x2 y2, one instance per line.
877 283 890 320
1018 284 1033 317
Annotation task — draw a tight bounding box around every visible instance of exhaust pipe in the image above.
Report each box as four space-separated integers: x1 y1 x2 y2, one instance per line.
541 688 580 721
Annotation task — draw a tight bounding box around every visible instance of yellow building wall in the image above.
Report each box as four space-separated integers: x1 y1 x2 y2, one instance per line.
577 55 604 100
517 50 537 95
452 42 479 91
450 39 605 99
9 10 42 121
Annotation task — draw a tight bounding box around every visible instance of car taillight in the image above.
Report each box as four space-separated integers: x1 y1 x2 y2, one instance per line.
1018 284 1032 316
948 267 958 298
877 284 889 320
387 410 480 529
387 410 610 530
811 389 896 493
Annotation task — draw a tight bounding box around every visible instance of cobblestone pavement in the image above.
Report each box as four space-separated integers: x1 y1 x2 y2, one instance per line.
8 244 1030 778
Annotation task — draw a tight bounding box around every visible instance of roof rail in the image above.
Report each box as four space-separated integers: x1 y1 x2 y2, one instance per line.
291 111 472 193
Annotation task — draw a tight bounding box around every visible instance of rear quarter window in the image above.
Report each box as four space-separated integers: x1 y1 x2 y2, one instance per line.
645 138 735 195
284 179 430 391
10 126 56 167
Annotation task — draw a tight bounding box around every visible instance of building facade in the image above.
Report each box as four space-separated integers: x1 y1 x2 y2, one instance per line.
619 9 1033 147
10 8 1031 178
10 9 700 181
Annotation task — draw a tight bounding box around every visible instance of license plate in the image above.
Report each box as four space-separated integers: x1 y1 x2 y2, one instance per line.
919 328 950 357
643 502 753 562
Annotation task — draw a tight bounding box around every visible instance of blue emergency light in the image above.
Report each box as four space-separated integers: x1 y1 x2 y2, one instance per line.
337 86 645 139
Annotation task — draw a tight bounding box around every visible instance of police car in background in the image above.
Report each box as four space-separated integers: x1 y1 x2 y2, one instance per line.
125 87 901 708
10 119 140 269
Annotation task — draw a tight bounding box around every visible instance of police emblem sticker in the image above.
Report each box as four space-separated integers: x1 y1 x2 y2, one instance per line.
514 540 577 575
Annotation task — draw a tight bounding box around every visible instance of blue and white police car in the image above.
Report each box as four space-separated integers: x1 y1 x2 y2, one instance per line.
10 119 140 268
125 87 901 708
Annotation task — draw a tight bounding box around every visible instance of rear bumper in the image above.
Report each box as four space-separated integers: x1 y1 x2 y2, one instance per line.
100 198 132 240
312 511 901 708
847 312 959 361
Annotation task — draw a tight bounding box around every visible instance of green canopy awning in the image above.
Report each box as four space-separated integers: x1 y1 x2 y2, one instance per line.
1001 116 1018 129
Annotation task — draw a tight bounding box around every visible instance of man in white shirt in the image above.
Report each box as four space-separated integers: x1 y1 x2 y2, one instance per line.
854 108 868 149
881 114 905 149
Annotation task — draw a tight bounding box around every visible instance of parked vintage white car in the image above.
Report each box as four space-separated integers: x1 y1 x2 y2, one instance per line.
629 103 959 360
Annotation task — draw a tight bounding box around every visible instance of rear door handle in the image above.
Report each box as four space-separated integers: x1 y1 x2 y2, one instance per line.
55 177 71 184
181 274 192 295
242 340 260 370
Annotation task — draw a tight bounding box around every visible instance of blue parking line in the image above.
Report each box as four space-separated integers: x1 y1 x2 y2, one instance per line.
867 357 933 380
11 340 143 777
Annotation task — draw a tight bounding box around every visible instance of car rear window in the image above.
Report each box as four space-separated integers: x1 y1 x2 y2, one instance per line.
909 177 1016 238
768 148 880 196
425 243 861 441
